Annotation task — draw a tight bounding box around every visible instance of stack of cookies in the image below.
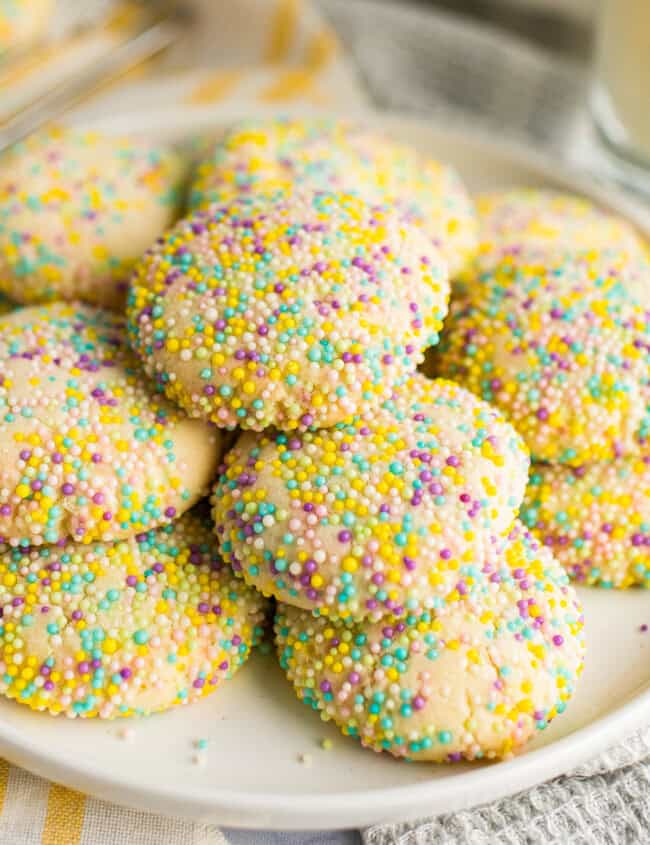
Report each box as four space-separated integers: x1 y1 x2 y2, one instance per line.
0 119 593 766
435 189 650 590
0 128 267 719
180 120 584 762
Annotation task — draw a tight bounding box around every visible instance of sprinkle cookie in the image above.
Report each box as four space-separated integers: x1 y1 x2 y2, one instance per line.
188 118 477 276
0 0 52 58
473 189 649 273
0 509 268 718
457 245 650 308
128 190 449 432
0 303 220 547
434 253 650 465
213 374 529 619
0 127 184 309
276 524 585 761
522 459 650 588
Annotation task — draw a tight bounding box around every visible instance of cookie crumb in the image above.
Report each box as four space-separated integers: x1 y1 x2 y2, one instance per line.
320 738 333 751
297 752 312 767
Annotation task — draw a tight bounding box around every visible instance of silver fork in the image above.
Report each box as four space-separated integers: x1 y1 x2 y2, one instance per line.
0 2 190 153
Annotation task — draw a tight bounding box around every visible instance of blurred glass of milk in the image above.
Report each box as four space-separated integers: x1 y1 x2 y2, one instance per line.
592 0 650 169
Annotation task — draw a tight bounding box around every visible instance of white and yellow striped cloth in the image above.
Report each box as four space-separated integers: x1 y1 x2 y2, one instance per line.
0 760 232 843
1 0 367 123
0 1 366 841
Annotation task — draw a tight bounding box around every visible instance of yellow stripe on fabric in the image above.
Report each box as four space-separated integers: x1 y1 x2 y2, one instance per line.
0 35 85 90
259 69 317 102
261 22 339 103
41 785 86 845
105 0 146 36
265 0 301 64
305 28 338 72
186 70 244 105
0 760 9 814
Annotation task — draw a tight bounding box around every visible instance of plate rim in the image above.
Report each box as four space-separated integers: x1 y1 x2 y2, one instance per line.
0 673 648 829
0 106 648 830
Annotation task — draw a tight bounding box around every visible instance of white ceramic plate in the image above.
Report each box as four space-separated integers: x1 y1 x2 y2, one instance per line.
0 109 648 831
